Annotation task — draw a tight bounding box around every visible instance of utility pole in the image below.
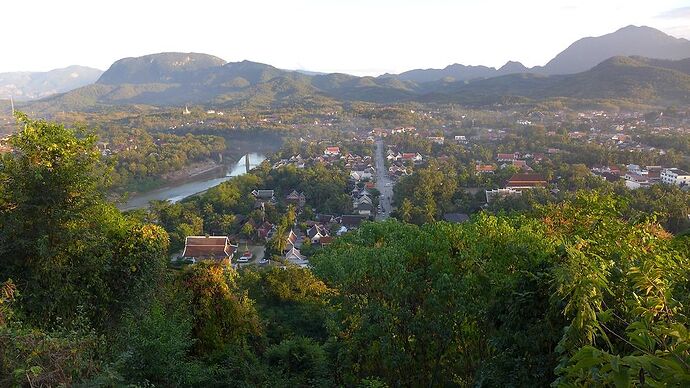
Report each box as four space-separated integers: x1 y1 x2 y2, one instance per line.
10 96 14 115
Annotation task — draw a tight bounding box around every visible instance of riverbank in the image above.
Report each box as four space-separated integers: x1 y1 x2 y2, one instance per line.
162 161 224 182
110 160 226 202
117 153 266 211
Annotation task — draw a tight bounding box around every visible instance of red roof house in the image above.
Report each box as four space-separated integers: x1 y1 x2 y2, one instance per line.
182 236 238 263
506 173 548 189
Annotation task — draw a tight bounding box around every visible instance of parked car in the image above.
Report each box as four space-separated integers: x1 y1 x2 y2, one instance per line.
237 251 253 263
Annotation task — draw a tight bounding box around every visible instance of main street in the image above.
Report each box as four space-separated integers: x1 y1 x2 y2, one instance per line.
374 139 394 221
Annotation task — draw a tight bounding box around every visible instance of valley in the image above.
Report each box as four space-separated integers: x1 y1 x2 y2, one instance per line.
1 6 690 387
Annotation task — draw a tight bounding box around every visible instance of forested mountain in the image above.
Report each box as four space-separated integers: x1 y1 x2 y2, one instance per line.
426 56 690 105
29 54 420 110
8 26 690 108
384 25 690 82
385 60 533 83
18 26 690 112
96 52 227 84
385 63 502 83
30 53 690 111
0 65 102 100
541 25 690 74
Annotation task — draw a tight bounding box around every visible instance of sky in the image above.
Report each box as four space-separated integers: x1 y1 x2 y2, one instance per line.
3 0 690 76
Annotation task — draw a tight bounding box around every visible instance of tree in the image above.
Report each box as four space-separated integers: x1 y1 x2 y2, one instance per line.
181 262 261 356
0 113 169 329
311 221 487 385
241 222 256 240
398 198 413 223
265 337 332 387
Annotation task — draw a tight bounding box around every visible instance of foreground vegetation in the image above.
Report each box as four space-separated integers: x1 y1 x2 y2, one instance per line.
1 115 690 387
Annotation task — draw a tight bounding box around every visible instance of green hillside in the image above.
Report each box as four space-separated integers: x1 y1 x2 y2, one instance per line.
27 53 690 111
431 56 690 105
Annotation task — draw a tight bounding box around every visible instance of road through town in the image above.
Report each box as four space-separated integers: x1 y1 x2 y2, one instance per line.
374 139 394 221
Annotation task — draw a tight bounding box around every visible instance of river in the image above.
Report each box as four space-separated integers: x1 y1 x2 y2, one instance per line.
119 153 266 211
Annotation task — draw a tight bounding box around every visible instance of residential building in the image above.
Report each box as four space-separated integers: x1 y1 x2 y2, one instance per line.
285 247 309 268
285 190 306 207
497 153 520 162
318 236 333 247
624 173 652 189
252 189 275 201
339 215 367 229
401 153 423 163
324 146 341 156
284 230 298 252
307 224 329 244
315 214 336 224
257 221 275 241
475 164 496 174
661 168 690 187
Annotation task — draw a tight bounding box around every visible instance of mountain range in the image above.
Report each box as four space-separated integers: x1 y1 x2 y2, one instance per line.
423 56 690 105
388 25 690 83
20 25 690 110
0 66 103 100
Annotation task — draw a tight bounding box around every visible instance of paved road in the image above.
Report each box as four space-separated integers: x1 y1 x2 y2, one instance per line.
374 139 394 221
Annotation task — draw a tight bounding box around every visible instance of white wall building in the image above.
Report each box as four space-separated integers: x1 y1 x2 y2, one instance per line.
661 168 690 187
485 188 522 203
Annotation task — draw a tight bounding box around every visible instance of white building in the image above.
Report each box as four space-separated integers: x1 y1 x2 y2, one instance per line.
485 188 522 203
427 136 444 145
624 173 652 190
454 135 468 144
661 168 690 187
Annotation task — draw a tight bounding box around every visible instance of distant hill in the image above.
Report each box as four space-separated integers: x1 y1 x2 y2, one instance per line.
27 51 690 111
542 25 690 74
428 56 690 105
386 63 498 83
383 61 533 84
0 66 103 100
384 25 690 83
97 52 226 84
33 52 419 110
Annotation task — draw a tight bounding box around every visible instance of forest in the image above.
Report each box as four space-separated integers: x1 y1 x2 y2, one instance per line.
1 115 690 387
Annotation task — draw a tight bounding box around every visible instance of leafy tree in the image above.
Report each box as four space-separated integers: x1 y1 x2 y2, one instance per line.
0 113 169 329
265 337 332 387
180 262 261 356
241 267 332 343
110 295 211 386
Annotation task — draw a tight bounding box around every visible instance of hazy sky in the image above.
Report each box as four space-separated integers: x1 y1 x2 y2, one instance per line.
3 0 690 75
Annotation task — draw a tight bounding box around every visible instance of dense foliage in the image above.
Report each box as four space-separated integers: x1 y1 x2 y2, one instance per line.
1 115 689 387
106 128 226 191
312 194 690 386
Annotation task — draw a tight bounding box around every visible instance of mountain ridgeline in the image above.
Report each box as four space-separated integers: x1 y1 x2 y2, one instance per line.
424 56 690 105
25 25 690 111
31 53 420 110
390 25 690 82
542 25 690 75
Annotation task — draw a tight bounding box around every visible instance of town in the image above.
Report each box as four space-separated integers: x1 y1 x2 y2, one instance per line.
136 105 690 271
